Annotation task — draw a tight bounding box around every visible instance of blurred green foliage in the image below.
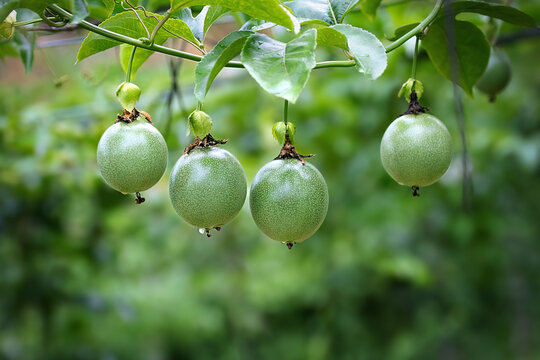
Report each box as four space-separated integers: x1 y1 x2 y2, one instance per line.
1 1 540 359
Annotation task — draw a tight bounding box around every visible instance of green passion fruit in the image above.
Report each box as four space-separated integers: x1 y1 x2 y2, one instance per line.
249 159 328 246
97 118 168 195
169 147 247 234
475 48 511 102
380 113 452 193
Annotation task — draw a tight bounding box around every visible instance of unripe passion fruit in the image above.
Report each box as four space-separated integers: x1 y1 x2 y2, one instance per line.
249 159 328 244
475 49 511 101
97 119 168 194
380 113 452 188
169 147 247 230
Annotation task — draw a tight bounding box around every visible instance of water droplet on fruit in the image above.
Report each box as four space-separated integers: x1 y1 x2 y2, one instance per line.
198 228 205 234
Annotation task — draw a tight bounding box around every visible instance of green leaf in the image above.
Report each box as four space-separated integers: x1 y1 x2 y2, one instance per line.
174 6 228 43
317 24 387 79
241 29 317 103
422 19 490 96
0 39 18 59
0 0 84 23
0 0 58 22
386 22 418 41
437 1 537 28
12 30 34 74
170 0 299 32
86 0 115 20
77 10 199 64
240 18 277 32
194 30 252 103
284 0 360 25
359 0 381 21
71 0 89 24
203 6 228 36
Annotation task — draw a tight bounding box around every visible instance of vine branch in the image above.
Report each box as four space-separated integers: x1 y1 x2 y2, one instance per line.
47 0 444 69
385 0 444 52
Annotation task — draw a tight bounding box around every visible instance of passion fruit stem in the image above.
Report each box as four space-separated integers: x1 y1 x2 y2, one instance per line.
184 133 228 154
402 90 429 116
135 192 146 204
274 133 313 165
116 108 153 124
412 186 420 197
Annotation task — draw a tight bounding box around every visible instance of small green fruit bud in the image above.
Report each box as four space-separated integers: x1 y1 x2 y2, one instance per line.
188 110 213 138
398 78 423 102
272 121 295 145
0 11 16 40
115 82 141 112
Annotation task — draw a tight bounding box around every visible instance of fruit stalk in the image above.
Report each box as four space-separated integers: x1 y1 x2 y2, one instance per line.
126 46 137 83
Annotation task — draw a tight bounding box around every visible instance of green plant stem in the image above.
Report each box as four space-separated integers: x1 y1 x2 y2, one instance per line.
126 46 137 82
283 100 289 126
149 8 171 43
385 0 444 52
48 0 444 69
13 18 46 27
314 60 356 68
411 36 419 79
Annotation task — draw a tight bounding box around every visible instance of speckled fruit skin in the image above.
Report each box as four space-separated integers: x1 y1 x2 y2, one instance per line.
97 119 168 194
380 113 452 187
476 49 511 99
249 159 329 243
169 147 247 229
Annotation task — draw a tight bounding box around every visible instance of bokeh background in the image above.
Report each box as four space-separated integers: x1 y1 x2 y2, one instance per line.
1 1 540 359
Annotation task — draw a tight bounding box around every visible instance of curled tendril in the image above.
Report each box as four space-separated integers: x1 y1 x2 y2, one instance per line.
115 0 151 38
40 10 67 27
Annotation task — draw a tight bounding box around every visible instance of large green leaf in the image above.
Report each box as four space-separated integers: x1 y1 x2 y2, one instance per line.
437 1 536 28
174 5 228 43
194 30 253 103
241 29 317 102
422 19 490 96
284 0 359 25
77 10 199 63
170 0 299 32
317 24 386 79
359 0 381 21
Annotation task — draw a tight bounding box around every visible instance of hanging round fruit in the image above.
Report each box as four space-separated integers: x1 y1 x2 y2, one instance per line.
475 48 512 102
169 110 247 237
380 91 452 196
97 109 168 203
250 114 328 249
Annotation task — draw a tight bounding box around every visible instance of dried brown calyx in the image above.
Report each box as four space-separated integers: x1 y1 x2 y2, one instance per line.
274 133 313 165
116 108 153 124
401 90 429 116
184 133 228 155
